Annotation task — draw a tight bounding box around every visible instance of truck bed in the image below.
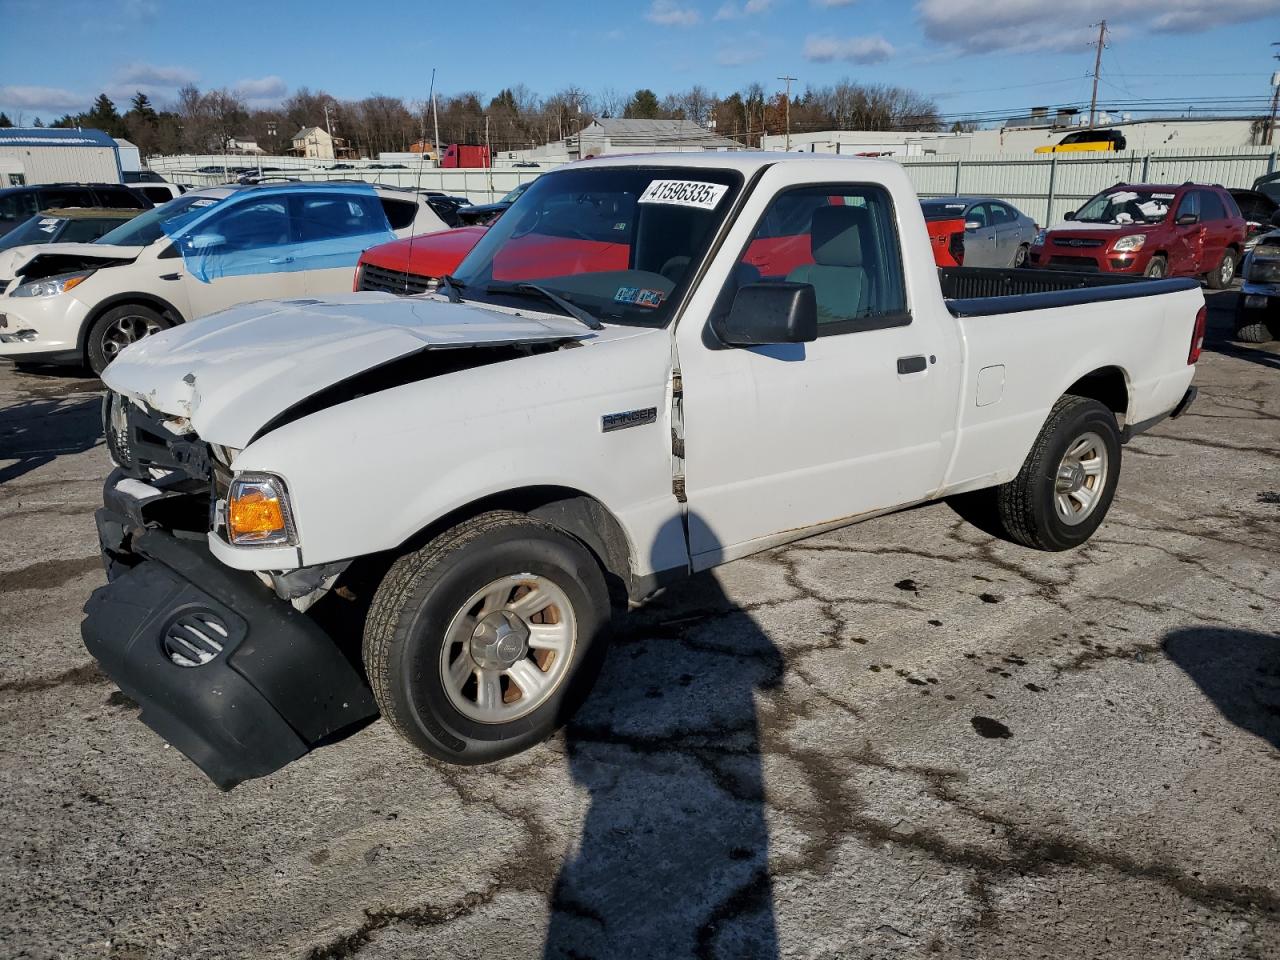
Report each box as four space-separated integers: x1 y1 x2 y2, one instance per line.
940 267 1199 317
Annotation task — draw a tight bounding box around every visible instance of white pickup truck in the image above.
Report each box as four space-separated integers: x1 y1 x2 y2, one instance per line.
82 154 1204 789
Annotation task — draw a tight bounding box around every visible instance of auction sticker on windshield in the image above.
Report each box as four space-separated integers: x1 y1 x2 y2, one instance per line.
639 180 729 210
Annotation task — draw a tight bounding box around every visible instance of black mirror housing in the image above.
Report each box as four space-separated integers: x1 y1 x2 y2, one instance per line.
1176 213 1199 226
1064 210 1076 220
717 282 818 347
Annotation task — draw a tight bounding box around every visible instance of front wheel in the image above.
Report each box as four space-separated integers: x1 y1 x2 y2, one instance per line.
1206 250 1236 290
958 396 1122 551
86 303 170 375
363 511 611 765
1143 256 1167 279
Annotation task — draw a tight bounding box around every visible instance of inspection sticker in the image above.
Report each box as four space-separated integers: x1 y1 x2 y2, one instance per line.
639 179 728 210
614 286 665 307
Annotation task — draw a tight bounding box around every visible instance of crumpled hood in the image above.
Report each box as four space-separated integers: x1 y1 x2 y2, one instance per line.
0 242 144 280
101 293 593 447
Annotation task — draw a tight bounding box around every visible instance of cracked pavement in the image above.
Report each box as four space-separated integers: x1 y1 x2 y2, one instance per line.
1 289 1277 959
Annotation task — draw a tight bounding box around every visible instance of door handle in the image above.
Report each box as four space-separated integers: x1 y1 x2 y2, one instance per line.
268 256 295 264
159 272 181 281
897 355 928 375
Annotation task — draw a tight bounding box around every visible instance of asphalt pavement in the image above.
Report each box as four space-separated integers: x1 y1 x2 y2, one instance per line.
1 289 1277 960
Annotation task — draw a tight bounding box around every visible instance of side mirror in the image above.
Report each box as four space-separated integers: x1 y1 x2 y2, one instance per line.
715 282 817 347
185 232 225 251
964 220 981 231
1176 213 1199 226
1063 210 1076 220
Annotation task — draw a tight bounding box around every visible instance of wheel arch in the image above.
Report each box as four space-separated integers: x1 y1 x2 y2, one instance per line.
349 485 640 609
1064 365 1129 424
78 292 187 355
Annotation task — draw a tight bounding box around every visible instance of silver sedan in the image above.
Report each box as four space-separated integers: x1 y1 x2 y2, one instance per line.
922 196 1038 268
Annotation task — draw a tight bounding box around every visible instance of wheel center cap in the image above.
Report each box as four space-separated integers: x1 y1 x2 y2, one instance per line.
470 611 529 669
1057 462 1087 493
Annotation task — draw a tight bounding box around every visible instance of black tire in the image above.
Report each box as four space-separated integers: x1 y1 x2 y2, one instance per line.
1234 320 1273 343
1143 256 1167 279
1206 249 1236 290
363 510 611 765
975 396 1122 551
86 303 171 375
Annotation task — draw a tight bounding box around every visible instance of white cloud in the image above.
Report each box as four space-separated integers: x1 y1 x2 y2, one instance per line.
916 0 1278 54
804 33 895 64
715 0 775 19
646 0 701 25
0 85 87 114
234 75 288 100
114 62 198 88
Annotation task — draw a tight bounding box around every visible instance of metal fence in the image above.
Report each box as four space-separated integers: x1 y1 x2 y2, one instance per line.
147 154 558 202
898 146 1280 224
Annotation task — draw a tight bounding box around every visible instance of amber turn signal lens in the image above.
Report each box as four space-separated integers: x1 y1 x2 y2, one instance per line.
232 488 290 542
61 274 89 293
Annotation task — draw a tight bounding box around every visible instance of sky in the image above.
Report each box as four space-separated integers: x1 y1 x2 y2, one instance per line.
1 0 1278 128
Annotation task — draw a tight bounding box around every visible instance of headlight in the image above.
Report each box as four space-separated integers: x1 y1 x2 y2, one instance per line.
1112 234 1146 253
1253 242 1280 260
227 473 296 546
10 270 95 298
1033 230 1047 246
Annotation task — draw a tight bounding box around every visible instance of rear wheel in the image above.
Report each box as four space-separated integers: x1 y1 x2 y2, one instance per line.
952 396 1121 551
86 304 170 375
1012 244 1029 268
1143 256 1167 279
1206 250 1236 290
363 510 611 765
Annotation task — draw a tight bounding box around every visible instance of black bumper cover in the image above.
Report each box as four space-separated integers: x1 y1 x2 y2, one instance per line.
83 478 377 790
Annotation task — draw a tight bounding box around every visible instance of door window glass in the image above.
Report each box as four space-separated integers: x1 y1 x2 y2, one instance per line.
379 198 419 230
989 203 1013 225
732 183 908 333
209 200 291 250
1198 190 1225 222
296 192 389 241
40 187 94 210
967 204 989 227
1175 192 1199 222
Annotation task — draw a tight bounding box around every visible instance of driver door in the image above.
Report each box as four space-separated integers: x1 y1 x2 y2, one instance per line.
181 197 306 319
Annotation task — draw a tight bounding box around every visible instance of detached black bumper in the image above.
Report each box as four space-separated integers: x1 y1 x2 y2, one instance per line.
83 475 377 790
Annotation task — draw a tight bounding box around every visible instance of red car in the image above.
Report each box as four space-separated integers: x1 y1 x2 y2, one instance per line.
1028 183 1246 286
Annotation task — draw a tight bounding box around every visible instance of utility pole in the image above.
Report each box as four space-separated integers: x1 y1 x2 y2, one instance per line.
1266 43 1280 147
778 75 797 151
429 68 442 166
1087 20 1107 129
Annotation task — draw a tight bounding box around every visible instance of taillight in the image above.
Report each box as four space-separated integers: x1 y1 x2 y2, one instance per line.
949 230 965 266
1188 304 1206 364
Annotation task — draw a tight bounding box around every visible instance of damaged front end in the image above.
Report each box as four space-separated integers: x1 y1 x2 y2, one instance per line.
84 394 377 789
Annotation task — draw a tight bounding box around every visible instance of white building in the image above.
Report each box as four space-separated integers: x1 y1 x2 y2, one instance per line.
502 118 741 165
0 127 122 183
290 126 341 160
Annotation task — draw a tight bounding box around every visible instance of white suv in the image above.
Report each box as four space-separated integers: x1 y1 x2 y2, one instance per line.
0 182 447 373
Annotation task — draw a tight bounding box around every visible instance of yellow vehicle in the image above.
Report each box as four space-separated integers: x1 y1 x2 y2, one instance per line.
1035 129 1128 154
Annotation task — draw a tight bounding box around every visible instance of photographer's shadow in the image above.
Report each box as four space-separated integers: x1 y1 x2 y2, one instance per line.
545 529 783 960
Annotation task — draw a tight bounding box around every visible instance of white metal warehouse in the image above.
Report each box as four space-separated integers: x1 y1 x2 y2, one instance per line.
0 127 123 185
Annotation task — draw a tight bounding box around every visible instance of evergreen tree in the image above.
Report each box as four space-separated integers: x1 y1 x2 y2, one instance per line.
0 113 12 128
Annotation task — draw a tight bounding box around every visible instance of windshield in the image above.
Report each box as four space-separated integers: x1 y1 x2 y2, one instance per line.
920 200 969 221
500 182 530 204
1074 189 1175 225
96 193 223 246
451 166 742 328
0 215 64 251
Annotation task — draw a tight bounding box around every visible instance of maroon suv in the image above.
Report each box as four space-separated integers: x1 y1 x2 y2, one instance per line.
1028 183 1246 287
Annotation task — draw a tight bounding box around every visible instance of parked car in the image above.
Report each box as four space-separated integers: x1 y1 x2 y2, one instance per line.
82 154 1202 788
123 170 170 184
129 182 185 205
920 197 1036 268
1028 183 1246 285
0 182 151 237
1035 129 1127 154
0 208 142 253
458 181 532 224
1227 188 1280 251
1236 227 1280 342
0 182 447 373
1253 171 1280 205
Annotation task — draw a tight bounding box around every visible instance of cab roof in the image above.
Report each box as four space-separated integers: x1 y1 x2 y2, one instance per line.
562 151 897 175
